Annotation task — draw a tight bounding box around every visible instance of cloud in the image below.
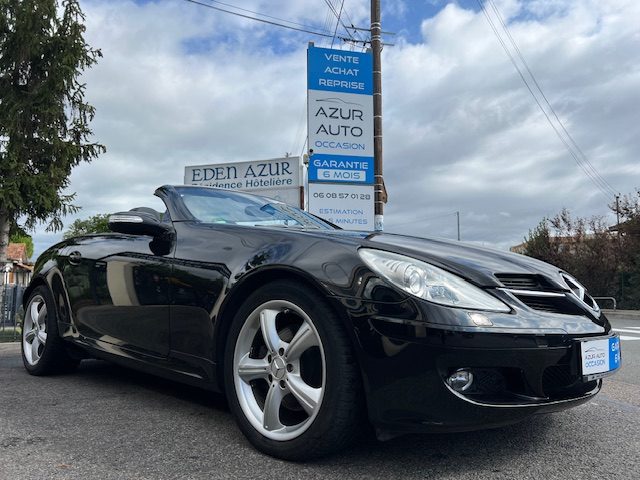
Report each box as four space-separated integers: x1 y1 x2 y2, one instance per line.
27 0 640 258
381 0 640 244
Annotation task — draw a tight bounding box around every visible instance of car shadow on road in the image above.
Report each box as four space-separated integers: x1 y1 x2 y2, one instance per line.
317 417 555 474
71 357 558 476
73 359 229 410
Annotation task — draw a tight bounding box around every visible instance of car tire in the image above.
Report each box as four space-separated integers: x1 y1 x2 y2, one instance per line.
21 286 80 375
224 280 363 460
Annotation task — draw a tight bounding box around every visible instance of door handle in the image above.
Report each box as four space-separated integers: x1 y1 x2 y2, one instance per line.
68 251 82 265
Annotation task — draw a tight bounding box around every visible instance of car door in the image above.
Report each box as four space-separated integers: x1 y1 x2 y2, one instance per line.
63 233 173 358
167 223 232 369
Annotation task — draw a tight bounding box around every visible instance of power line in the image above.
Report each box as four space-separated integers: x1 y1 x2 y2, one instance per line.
323 0 357 45
476 0 616 201
323 0 340 25
485 0 617 197
322 0 375 51
320 1 336 46
183 0 343 40
329 0 346 49
321 1 337 48
478 0 615 200
339 3 368 44
197 0 331 33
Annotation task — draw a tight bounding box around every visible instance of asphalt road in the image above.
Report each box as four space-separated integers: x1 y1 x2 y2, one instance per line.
1 318 639 480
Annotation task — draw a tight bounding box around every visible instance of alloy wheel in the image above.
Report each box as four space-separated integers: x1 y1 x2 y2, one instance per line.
23 294 48 366
233 300 326 441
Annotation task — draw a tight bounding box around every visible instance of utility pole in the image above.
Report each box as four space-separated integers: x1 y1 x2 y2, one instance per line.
615 194 621 239
371 0 384 231
456 211 460 241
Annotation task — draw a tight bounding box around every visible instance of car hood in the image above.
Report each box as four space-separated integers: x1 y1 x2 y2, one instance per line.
318 230 567 289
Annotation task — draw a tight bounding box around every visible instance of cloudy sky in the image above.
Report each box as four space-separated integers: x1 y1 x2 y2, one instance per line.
30 0 640 257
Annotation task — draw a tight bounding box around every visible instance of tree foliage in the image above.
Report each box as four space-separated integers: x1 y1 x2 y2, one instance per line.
611 191 640 308
0 0 105 265
522 192 640 309
9 230 34 259
523 219 556 265
63 213 110 239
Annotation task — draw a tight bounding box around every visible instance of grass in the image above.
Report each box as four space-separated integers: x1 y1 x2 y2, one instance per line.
0 326 21 343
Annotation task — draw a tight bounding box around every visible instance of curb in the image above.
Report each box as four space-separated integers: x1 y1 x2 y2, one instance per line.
603 309 640 321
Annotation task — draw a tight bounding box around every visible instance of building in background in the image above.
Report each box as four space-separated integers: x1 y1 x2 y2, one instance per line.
2 243 33 286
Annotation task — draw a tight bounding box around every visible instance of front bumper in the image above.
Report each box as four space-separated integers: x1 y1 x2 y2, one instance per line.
344 306 614 436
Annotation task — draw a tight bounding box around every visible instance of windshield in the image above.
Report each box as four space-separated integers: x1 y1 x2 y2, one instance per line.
175 186 335 230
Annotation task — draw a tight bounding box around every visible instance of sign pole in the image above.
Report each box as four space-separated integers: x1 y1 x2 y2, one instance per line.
371 0 384 231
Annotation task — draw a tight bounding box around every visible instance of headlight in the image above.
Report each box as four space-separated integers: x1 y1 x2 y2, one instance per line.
359 248 510 312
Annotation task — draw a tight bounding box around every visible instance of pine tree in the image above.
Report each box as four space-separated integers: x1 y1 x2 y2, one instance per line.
0 0 105 274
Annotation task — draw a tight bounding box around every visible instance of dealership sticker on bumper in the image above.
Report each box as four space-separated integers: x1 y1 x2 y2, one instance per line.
580 335 621 376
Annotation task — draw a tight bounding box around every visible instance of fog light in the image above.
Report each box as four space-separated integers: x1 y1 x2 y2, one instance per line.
447 369 474 392
468 312 493 326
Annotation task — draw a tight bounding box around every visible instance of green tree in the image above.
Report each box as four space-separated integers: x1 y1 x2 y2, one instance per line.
522 219 556 265
63 213 110 239
0 0 105 273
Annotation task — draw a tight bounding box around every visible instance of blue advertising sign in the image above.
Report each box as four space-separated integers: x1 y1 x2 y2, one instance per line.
308 153 374 184
307 46 373 95
307 45 374 187
307 45 375 229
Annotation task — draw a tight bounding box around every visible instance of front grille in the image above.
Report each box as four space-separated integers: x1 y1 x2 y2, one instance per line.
496 273 590 315
513 294 584 315
495 274 542 290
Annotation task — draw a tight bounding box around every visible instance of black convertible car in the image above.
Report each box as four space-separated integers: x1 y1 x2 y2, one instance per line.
22 185 620 460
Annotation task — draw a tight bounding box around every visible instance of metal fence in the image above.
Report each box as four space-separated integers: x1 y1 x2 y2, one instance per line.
0 284 26 342
593 296 617 310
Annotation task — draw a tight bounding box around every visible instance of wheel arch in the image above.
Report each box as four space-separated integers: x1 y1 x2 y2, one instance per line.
22 276 49 309
24 270 72 329
214 266 355 390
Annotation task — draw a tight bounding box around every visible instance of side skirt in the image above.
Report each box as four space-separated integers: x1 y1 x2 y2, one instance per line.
65 336 221 392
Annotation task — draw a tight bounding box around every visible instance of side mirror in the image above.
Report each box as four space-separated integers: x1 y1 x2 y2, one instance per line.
108 212 172 237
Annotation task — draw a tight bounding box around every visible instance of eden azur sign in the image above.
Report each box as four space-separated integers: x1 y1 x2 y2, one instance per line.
184 157 303 207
